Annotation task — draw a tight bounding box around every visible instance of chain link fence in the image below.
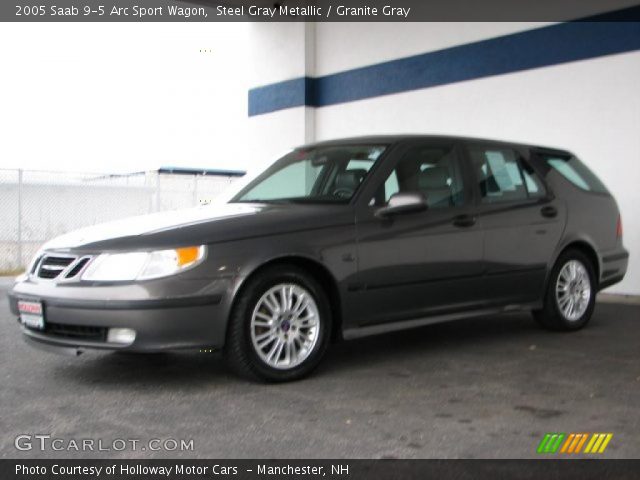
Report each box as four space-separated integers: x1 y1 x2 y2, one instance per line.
0 169 243 274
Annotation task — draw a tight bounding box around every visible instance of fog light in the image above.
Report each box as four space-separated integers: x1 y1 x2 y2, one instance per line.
107 328 136 345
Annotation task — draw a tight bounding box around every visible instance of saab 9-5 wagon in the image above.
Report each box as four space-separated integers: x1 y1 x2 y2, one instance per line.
8 136 628 381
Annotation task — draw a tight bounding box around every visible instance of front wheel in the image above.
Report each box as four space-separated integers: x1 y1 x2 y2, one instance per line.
224 265 331 382
533 249 597 331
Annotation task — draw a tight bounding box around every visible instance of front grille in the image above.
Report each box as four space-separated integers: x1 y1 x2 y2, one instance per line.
35 254 92 281
30 256 42 274
65 257 90 278
37 255 75 279
44 322 107 342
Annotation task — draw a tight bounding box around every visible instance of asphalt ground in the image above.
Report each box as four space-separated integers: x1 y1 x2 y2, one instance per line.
0 277 638 459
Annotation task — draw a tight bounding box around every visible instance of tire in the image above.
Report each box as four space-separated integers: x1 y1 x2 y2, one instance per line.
533 249 597 331
224 264 332 382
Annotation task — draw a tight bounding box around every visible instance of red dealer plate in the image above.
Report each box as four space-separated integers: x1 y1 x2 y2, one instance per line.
18 300 44 330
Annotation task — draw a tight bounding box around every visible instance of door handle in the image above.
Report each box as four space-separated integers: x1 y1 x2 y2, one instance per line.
453 214 477 228
540 206 558 218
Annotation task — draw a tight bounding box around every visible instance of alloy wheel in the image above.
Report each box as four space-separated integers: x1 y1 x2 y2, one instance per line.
555 259 591 321
250 283 320 370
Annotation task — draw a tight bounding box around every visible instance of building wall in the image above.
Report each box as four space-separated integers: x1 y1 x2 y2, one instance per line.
248 21 640 295
247 23 315 165
314 22 552 76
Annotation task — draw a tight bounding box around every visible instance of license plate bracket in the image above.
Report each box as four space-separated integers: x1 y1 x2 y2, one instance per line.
18 300 45 330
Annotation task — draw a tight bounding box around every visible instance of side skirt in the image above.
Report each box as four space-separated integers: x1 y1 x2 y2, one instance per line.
342 304 536 340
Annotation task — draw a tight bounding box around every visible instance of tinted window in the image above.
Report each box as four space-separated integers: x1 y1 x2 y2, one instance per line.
468 147 545 203
232 145 385 203
521 162 546 199
543 154 609 193
373 144 464 208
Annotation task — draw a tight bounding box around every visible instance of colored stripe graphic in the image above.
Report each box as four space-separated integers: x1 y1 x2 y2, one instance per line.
585 433 614 453
537 433 565 453
560 433 589 453
560 433 575 453
540 433 613 454
574 433 589 453
537 434 552 453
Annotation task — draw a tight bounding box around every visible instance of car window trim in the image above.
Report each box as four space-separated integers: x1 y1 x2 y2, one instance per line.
350 142 401 207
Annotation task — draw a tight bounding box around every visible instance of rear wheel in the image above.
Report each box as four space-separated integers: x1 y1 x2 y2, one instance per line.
534 249 597 331
224 265 331 382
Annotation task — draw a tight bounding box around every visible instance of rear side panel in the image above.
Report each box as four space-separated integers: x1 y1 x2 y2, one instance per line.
531 150 628 290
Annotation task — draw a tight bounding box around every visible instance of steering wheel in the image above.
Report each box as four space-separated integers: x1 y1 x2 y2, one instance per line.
333 187 355 199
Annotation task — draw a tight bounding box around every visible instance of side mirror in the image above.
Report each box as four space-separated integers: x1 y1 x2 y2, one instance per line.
375 192 427 218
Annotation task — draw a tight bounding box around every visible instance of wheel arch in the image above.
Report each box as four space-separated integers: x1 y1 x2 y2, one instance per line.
550 239 601 287
230 255 344 342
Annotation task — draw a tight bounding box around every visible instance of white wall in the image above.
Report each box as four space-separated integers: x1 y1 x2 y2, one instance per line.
0 23 250 174
248 22 640 295
249 22 315 85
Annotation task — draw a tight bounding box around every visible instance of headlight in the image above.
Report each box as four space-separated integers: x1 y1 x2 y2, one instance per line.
82 246 206 281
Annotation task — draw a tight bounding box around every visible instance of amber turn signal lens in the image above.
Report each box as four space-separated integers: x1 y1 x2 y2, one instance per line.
176 246 202 267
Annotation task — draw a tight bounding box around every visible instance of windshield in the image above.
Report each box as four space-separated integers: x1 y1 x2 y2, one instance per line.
230 145 387 204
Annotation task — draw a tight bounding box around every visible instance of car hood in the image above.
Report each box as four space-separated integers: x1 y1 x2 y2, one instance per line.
42 202 354 252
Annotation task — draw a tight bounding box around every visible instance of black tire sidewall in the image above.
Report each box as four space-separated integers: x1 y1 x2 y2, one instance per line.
234 266 332 382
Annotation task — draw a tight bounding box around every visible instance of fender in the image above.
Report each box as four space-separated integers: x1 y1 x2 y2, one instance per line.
545 232 602 287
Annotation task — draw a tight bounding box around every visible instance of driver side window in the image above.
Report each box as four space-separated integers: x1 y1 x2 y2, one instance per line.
330 158 376 199
372 144 465 208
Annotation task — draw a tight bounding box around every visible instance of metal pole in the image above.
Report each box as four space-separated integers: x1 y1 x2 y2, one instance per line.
156 172 161 212
17 169 23 268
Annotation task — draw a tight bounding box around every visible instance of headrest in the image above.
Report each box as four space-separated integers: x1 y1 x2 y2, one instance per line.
418 167 449 190
335 169 367 189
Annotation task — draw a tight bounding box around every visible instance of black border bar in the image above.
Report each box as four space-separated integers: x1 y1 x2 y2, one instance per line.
2 0 640 22
4 459 640 480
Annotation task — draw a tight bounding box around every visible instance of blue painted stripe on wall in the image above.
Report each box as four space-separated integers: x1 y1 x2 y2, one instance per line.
248 21 640 116
248 77 308 116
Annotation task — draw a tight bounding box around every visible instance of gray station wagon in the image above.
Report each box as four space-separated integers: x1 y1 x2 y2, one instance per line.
8 136 629 381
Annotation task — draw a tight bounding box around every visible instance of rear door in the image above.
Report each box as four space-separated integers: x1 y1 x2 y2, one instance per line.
463 142 565 305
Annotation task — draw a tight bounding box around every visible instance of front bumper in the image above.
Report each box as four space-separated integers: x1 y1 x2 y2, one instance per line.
8 276 234 353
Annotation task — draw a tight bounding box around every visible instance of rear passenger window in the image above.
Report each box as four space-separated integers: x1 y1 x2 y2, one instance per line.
543 154 609 194
468 147 545 203
521 163 546 199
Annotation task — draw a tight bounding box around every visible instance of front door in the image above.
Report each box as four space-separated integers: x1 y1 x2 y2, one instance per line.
347 140 485 327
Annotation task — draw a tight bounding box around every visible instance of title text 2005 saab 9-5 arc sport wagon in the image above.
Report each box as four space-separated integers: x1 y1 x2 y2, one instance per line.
8 136 629 381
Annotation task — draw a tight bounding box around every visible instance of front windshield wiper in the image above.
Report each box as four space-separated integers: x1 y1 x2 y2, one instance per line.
231 197 349 205
284 197 349 204
231 199 293 204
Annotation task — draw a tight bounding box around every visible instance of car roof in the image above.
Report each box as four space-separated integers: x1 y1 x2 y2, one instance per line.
300 135 573 156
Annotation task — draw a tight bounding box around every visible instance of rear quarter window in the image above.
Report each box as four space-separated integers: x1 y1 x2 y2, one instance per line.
543 154 609 194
